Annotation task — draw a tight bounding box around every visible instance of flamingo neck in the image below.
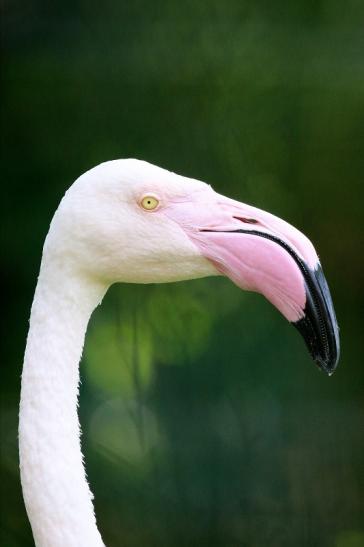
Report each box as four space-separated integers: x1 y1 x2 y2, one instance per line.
19 257 107 547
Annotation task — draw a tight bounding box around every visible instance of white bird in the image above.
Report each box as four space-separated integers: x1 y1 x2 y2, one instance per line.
20 159 339 546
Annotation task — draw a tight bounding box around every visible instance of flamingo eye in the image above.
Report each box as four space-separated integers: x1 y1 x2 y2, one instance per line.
140 195 159 211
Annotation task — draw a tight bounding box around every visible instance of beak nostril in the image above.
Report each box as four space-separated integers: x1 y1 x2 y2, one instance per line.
234 216 259 225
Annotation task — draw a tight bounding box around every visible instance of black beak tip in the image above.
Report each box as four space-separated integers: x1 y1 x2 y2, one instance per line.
317 354 340 376
293 264 340 376
293 316 340 375
312 342 340 376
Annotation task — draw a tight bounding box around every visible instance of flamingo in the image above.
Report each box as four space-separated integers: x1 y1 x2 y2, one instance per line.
19 159 339 546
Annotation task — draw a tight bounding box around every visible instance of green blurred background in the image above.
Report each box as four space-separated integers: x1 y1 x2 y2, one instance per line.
2 1 364 546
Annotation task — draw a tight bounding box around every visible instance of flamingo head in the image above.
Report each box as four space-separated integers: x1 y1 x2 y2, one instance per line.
50 159 339 374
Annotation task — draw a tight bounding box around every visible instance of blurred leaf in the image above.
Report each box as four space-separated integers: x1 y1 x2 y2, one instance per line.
85 316 153 396
336 530 364 547
89 398 160 469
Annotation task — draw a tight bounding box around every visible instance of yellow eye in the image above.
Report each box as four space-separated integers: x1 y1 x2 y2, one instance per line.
140 195 159 210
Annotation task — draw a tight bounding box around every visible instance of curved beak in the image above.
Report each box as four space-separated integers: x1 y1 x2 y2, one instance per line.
292 263 340 374
164 188 340 374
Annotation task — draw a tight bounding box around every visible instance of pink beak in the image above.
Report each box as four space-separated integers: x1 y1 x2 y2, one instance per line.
164 188 340 374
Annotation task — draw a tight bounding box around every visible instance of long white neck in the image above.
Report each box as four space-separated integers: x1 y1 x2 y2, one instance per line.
19 253 108 547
